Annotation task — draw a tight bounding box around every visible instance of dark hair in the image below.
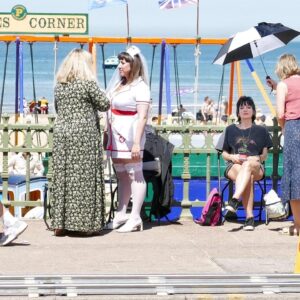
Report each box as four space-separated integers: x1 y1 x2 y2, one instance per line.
118 52 145 84
236 96 256 123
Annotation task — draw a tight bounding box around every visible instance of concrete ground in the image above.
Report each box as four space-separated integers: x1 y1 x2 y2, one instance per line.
1 218 298 275
0 218 299 299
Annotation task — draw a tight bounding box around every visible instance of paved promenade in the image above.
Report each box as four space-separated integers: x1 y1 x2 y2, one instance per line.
1 218 298 274
1 218 299 299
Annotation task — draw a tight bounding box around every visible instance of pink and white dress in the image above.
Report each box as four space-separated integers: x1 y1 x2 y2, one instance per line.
107 77 150 159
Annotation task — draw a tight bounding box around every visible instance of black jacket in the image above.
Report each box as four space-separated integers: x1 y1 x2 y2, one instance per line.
143 132 174 219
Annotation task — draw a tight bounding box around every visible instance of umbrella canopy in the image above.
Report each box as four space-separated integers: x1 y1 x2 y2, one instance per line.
213 22 300 65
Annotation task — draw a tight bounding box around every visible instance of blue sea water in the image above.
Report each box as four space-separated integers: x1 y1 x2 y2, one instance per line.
0 41 299 116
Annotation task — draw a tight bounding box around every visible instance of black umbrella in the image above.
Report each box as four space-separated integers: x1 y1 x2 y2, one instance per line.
213 22 300 73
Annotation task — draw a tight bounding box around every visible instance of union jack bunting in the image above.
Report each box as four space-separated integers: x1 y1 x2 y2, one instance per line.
89 0 127 10
158 0 197 10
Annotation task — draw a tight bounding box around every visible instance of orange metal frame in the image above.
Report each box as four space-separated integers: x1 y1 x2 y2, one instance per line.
0 35 235 111
0 35 227 45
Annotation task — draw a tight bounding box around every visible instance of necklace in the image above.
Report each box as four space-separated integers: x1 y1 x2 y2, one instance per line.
240 124 252 136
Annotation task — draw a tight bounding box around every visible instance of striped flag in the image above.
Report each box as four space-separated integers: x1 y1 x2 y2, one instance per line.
158 0 197 10
89 0 127 10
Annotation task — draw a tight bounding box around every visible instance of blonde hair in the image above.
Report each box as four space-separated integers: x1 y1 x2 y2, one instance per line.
275 54 300 80
55 48 96 83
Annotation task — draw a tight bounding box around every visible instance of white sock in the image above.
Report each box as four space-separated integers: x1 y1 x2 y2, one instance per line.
125 163 146 220
4 209 17 228
114 165 132 219
0 215 4 232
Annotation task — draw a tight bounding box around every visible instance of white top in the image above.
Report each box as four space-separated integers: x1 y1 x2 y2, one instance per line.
109 77 150 111
8 153 44 176
107 77 150 159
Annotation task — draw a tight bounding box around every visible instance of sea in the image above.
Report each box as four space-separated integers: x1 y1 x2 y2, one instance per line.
0 41 299 116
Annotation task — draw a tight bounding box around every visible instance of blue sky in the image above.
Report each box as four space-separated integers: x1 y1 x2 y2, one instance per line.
1 0 300 39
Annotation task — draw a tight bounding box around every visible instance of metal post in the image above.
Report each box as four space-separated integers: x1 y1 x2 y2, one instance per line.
180 129 192 219
1 115 10 204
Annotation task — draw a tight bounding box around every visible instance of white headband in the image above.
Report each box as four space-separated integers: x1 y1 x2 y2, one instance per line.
126 45 140 59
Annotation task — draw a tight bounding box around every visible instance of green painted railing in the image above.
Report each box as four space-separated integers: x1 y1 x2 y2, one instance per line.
0 114 282 219
0 114 54 214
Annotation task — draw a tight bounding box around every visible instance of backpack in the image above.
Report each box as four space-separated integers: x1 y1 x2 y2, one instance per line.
195 188 222 226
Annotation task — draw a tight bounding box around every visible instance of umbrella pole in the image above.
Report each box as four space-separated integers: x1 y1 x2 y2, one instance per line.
254 41 269 77
258 54 269 77
245 59 276 117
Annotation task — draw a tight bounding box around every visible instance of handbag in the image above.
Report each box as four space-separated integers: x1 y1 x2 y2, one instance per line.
264 189 287 220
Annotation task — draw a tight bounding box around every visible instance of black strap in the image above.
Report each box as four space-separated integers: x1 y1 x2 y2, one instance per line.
149 44 157 89
29 42 41 146
29 42 37 102
203 201 219 225
100 44 107 89
43 183 51 230
173 45 181 110
108 185 118 222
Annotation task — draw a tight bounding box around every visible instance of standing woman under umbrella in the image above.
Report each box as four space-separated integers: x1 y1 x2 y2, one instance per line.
269 54 300 236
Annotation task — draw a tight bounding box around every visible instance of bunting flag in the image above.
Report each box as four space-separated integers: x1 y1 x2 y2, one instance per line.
158 0 197 10
89 0 127 10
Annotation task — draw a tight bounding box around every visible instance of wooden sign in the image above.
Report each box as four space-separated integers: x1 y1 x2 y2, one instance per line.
0 4 88 35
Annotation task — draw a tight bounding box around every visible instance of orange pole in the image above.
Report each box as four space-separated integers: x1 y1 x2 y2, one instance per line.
228 62 235 116
88 38 93 53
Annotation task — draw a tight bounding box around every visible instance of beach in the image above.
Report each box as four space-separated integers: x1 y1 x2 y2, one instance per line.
1 42 299 117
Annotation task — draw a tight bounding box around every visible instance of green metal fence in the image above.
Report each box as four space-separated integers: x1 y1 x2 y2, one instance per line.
0 114 283 219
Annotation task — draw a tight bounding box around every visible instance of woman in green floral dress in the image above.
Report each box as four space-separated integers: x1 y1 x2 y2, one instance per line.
51 49 110 236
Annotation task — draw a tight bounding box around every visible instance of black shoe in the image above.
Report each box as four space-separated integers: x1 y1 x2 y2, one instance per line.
224 210 238 221
243 217 255 231
225 197 240 213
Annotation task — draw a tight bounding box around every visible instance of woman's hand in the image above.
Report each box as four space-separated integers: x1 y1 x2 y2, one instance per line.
247 155 260 163
131 143 141 161
266 77 277 91
230 154 242 164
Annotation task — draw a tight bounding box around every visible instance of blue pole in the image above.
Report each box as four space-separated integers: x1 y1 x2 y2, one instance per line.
19 42 24 114
15 37 20 116
158 40 166 124
164 44 171 116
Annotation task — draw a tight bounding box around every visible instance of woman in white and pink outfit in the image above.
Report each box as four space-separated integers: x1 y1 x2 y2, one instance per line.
105 46 150 232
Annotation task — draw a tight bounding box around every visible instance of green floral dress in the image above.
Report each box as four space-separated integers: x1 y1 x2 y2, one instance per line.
51 80 110 233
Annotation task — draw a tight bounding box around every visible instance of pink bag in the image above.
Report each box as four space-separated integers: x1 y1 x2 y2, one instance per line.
195 188 222 226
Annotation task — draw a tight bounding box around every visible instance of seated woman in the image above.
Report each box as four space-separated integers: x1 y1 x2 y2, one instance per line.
222 96 273 231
